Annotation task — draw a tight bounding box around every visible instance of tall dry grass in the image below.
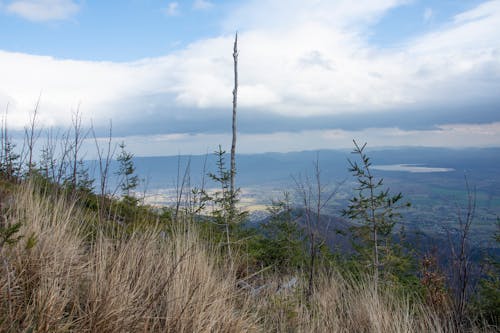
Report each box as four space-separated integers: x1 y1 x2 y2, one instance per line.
253 273 472 333
0 184 258 332
0 184 495 332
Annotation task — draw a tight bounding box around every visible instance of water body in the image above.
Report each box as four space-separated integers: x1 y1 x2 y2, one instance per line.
372 164 455 173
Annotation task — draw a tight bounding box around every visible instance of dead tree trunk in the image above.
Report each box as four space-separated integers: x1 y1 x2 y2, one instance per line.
230 32 238 218
25 96 41 175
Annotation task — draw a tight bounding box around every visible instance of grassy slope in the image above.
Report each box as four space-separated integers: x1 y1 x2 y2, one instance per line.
0 183 494 332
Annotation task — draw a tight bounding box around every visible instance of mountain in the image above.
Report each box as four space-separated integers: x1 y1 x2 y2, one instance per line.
127 147 500 189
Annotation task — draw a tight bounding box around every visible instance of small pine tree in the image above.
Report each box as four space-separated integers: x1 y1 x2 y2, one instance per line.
0 141 20 181
0 221 22 249
116 142 139 204
76 159 94 193
255 192 306 273
342 140 410 291
207 146 246 262
39 145 56 182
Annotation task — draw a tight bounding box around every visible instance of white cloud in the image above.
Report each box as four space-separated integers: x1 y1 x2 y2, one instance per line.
6 0 80 22
0 0 499 154
0 50 159 127
222 0 409 33
164 2 179 16
193 0 213 10
423 7 433 22
454 0 500 23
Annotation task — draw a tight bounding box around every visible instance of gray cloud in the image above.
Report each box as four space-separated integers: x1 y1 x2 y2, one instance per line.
298 51 335 71
94 95 500 138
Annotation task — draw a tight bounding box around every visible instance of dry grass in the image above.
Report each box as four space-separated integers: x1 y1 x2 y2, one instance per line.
0 184 495 332
0 184 258 332
253 273 465 333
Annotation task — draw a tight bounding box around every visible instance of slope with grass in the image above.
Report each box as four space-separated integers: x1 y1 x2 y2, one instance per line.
0 181 495 332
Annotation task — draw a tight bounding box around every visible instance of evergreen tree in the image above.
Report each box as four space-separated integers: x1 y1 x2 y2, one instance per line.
255 192 306 273
116 142 139 203
76 159 94 193
0 140 20 181
342 140 410 291
207 146 246 262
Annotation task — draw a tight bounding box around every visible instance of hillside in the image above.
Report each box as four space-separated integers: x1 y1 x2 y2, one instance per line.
1 180 497 332
0 136 498 332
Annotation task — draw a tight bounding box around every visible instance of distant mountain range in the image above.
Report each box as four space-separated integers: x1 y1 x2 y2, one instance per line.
123 146 500 189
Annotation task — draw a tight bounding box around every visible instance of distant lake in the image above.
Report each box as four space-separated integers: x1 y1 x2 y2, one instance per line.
372 164 455 173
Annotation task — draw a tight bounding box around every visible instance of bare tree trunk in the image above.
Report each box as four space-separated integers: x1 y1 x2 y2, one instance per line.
92 120 115 222
40 128 57 181
1 104 7 175
369 170 379 295
230 32 238 218
354 140 380 293
25 95 41 175
2 104 19 181
295 156 340 301
70 106 85 190
55 128 72 185
294 175 314 299
447 176 477 324
174 155 191 223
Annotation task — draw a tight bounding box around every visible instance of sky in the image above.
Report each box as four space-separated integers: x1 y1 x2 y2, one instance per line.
0 0 499 156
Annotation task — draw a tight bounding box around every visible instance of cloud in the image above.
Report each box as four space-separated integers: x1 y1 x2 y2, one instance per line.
5 0 80 22
0 0 499 154
222 0 409 33
107 122 500 157
164 2 179 16
454 0 500 24
193 0 213 10
423 7 433 22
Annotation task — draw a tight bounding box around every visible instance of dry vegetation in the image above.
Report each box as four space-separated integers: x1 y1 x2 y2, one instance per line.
1 183 258 332
0 183 495 332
